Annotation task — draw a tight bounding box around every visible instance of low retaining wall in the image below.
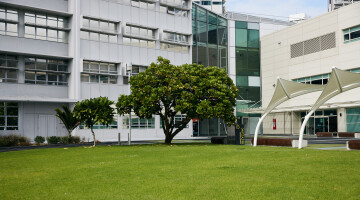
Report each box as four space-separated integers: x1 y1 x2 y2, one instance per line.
347 140 360 150
251 138 307 148
316 132 334 137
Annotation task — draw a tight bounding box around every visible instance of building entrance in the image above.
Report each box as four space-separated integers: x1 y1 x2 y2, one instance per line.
302 110 337 135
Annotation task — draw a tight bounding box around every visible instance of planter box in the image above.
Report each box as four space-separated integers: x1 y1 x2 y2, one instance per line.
251 138 307 148
316 132 334 137
347 140 360 150
338 132 355 138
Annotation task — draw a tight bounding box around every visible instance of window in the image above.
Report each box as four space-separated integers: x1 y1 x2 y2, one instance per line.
160 115 189 128
0 54 18 83
123 37 155 48
0 8 18 36
344 25 360 43
160 42 188 53
130 0 155 10
163 31 188 44
123 116 155 129
212 1 222 5
24 57 68 85
82 17 117 33
81 61 118 84
24 12 68 43
124 25 155 39
79 119 117 129
159 3 188 16
201 1 211 5
81 17 118 43
0 102 18 130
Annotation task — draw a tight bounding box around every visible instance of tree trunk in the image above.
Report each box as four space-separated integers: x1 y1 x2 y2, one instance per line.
68 130 72 143
91 128 96 147
165 134 173 144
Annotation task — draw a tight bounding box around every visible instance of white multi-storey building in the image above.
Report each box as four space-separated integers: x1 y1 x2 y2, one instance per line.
328 0 360 11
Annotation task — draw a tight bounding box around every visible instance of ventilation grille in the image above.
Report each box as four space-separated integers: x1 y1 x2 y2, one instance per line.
290 42 303 58
321 32 336 51
290 32 336 58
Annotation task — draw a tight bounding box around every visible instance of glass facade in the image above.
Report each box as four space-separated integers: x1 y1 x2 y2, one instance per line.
235 21 260 116
192 3 228 70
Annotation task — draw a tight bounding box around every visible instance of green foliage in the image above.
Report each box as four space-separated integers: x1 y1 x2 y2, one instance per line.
46 136 60 144
60 136 70 144
73 97 114 146
0 134 30 147
116 57 238 143
54 105 79 138
34 136 45 145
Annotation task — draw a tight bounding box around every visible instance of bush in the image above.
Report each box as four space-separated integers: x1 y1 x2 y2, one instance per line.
47 136 60 144
0 134 30 147
34 136 45 145
72 136 80 144
60 136 69 144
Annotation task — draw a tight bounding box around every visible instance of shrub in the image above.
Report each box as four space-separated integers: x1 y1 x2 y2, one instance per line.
72 136 80 144
0 134 31 147
60 136 69 144
47 136 60 144
34 136 45 145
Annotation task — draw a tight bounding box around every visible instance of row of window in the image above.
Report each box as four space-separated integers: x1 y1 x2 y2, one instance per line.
0 22 17 36
25 26 68 43
160 42 188 53
163 31 188 44
25 58 68 72
80 74 118 84
0 102 18 130
0 7 18 21
83 61 117 74
123 117 155 129
130 0 156 10
124 25 155 39
0 69 17 83
25 71 67 86
160 6 188 17
344 25 360 43
0 54 18 68
294 68 360 85
160 115 189 128
160 0 188 8
194 1 222 5
0 55 18 83
79 120 118 129
123 37 156 48
80 31 118 43
25 13 67 29
82 18 117 33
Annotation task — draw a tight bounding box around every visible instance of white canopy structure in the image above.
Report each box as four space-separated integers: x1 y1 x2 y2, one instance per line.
253 78 324 146
298 67 360 149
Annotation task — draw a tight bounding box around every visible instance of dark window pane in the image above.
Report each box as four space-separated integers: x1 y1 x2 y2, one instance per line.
7 117 18 126
218 26 227 45
25 58 36 69
208 24 217 44
236 29 247 47
36 59 47 70
197 21 207 43
0 107 4 115
350 30 360 40
219 46 227 69
235 21 247 29
0 117 4 126
197 44 207 66
7 107 18 116
208 44 218 67
7 60 17 68
236 48 247 76
248 48 260 76
197 7 207 22
248 30 259 48
208 12 217 24
36 72 46 81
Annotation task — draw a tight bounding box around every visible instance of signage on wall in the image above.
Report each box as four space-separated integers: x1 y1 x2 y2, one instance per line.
273 118 276 130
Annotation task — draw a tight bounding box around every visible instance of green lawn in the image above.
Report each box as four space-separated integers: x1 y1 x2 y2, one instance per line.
0 144 359 200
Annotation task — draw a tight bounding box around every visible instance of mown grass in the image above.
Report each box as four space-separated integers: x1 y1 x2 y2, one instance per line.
0 144 359 200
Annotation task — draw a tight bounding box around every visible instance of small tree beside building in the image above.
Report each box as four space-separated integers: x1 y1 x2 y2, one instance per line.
116 57 238 144
73 97 114 147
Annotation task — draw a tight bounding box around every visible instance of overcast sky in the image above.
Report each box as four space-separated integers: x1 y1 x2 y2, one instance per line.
225 0 328 20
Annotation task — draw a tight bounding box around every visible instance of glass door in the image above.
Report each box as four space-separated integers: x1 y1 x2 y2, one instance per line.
314 117 329 133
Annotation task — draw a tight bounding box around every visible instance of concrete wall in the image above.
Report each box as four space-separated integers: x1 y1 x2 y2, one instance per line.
260 3 360 134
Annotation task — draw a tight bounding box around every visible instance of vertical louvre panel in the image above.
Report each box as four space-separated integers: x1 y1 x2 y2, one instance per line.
290 42 303 58
321 32 336 50
304 37 320 55
290 32 336 58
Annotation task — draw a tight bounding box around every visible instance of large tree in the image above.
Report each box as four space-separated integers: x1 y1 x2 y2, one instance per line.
73 97 114 147
116 57 238 144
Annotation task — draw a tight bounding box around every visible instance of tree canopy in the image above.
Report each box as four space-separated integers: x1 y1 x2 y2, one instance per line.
54 105 79 140
116 57 238 144
73 97 114 147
